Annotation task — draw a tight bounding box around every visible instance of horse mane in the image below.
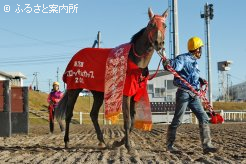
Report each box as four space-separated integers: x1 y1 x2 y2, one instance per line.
130 27 146 44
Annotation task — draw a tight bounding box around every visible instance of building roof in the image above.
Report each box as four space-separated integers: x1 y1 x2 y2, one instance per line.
0 71 14 78
6 72 27 79
0 71 27 79
231 81 246 88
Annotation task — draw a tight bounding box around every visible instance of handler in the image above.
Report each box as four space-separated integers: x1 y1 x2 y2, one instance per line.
47 82 64 133
163 37 218 154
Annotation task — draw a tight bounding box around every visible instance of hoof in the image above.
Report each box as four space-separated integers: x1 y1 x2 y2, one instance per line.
125 144 132 153
98 142 106 148
65 142 69 149
112 140 123 149
128 148 138 156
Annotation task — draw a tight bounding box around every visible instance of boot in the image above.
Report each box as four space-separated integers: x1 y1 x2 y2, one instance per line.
166 126 179 152
49 121 54 133
199 124 219 154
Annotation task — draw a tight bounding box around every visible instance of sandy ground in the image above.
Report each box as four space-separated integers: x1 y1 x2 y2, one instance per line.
0 123 246 164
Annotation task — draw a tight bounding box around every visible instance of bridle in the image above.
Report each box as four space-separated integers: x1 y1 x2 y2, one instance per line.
133 15 166 58
147 15 166 45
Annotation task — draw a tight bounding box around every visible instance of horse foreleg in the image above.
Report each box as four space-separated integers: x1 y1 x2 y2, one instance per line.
130 97 136 133
90 91 106 148
64 89 81 148
122 96 131 152
112 97 135 149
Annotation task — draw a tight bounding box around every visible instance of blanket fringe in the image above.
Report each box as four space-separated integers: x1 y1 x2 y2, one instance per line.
134 121 152 131
105 110 121 124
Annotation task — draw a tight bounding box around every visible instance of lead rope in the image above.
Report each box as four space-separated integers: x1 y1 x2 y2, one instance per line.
156 49 215 115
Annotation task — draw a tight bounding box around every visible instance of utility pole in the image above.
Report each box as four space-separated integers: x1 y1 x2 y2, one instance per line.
48 79 52 92
56 67 59 82
201 3 214 104
32 72 39 91
92 31 101 48
168 0 180 59
172 0 179 57
226 74 231 101
97 31 101 48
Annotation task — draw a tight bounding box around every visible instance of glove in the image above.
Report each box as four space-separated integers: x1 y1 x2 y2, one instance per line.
199 77 208 86
162 59 170 69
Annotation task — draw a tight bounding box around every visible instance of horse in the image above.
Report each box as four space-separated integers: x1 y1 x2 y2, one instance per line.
56 8 168 152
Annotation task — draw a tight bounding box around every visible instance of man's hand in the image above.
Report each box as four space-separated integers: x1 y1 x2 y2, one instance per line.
199 77 208 86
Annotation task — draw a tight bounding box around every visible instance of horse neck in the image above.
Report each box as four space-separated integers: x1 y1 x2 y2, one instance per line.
129 35 154 69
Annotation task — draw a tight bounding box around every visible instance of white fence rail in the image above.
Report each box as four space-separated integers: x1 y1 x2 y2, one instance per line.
29 110 246 124
221 110 246 122
72 112 124 125
193 110 246 124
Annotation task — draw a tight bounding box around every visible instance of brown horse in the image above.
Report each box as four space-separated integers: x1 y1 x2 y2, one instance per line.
56 8 168 151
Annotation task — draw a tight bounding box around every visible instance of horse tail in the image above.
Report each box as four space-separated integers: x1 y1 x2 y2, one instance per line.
55 91 68 121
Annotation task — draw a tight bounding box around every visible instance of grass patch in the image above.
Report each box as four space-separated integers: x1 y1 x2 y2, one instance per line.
29 113 48 125
29 90 103 113
213 102 246 110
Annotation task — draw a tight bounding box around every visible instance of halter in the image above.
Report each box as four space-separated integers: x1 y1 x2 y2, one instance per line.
147 15 166 44
133 15 166 58
132 44 150 58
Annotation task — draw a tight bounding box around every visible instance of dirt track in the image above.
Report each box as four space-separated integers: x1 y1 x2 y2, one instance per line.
0 123 246 163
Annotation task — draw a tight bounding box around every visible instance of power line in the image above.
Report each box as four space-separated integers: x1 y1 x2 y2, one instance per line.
0 56 70 63
0 27 92 48
0 51 73 60
0 57 71 66
230 74 245 83
0 59 70 67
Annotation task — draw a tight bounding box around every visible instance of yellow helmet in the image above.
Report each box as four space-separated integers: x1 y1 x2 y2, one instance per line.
187 37 204 51
53 81 59 86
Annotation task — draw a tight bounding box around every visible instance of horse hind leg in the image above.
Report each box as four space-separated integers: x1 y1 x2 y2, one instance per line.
64 89 81 148
90 91 106 148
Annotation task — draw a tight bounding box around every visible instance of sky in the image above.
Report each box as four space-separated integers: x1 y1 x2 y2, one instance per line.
0 0 246 99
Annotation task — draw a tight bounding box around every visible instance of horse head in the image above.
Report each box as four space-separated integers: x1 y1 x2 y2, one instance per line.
146 8 168 52
130 8 168 68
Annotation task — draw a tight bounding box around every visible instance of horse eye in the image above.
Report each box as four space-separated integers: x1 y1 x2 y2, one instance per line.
163 23 167 28
150 23 156 28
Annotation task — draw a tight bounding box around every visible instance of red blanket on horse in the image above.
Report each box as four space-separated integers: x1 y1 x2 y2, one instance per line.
63 44 147 97
63 43 152 131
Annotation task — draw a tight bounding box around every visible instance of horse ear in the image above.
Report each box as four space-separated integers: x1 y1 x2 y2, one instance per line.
162 8 169 19
148 8 154 19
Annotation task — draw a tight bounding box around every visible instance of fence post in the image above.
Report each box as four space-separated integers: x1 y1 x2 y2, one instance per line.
167 111 169 124
80 112 83 124
0 80 12 137
3 80 10 112
220 110 224 123
195 117 198 124
190 112 193 123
